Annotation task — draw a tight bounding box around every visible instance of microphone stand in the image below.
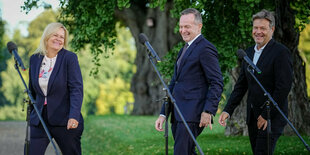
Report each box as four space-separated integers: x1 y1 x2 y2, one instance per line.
163 88 169 155
246 66 310 153
265 100 271 155
13 59 60 155
22 96 31 155
145 50 204 155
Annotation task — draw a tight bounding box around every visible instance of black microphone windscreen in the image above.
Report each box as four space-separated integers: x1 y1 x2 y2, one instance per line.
138 33 148 44
237 49 246 59
7 41 17 54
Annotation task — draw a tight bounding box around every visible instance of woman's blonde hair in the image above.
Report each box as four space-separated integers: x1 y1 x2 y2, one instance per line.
35 22 69 55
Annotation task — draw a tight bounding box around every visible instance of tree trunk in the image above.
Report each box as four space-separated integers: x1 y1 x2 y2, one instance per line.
115 2 182 115
274 0 310 135
226 0 310 135
225 67 248 136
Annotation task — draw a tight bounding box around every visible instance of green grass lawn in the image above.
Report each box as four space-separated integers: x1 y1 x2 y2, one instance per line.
82 115 310 155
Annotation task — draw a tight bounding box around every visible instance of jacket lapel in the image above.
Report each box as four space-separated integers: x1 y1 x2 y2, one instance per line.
248 47 255 62
255 39 275 68
176 35 203 77
47 49 65 94
34 54 45 96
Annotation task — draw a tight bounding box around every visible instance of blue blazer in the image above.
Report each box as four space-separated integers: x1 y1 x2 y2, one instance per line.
29 48 83 126
161 35 223 122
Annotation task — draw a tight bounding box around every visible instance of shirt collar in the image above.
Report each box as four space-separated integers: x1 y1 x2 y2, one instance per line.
187 34 201 47
254 42 267 53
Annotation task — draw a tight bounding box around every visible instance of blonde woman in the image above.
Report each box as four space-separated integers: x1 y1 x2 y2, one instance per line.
28 22 83 155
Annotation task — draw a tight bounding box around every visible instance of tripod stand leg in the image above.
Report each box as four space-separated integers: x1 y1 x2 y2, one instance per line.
164 100 169 155
165 121 168 155
266 102 271 155
24 100 31 155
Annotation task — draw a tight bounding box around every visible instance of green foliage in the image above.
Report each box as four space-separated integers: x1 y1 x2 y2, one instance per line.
157 42 183 79
27 10 57 39
21 0 40 13
21 0 52 13
22 0 310 85
0 52 28 106
0 29 30 108
291 0 310 31
149 0 168 10
76 49 101 116
81 115 310 154
95 77 134 115
22 0 310 75
78 23 136 116
299 23 310 97
58 0 118 76
0 20 4 46
0 105 26 120
299 23 310 52
0 18 10 106
117 0 131 9
21 0 310 114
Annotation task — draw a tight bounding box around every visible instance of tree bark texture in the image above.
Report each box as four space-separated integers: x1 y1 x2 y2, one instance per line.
274 0 310 135
116 2 182 115
225 67 248 136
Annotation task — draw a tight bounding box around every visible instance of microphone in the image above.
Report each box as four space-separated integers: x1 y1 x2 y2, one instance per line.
138 33 161 62
7 41 26 71
237 49 261 74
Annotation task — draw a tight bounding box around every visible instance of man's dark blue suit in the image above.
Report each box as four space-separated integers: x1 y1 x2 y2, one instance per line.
160 34 223 154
